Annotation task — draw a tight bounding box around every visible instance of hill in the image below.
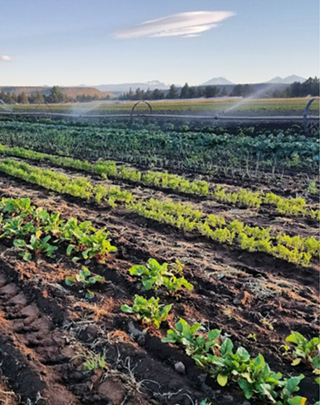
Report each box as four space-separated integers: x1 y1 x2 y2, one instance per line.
0 86 111 98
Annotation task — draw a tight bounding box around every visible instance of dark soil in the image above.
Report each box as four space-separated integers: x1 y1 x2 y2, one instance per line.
0 175 318 405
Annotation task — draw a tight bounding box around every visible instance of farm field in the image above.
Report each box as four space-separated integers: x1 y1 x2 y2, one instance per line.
0 118 318 405
3 97 320 116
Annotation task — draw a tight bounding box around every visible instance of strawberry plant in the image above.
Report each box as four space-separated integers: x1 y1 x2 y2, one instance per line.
121 295 172 329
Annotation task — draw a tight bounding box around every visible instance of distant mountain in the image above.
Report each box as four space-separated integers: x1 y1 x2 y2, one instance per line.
267 75 306 84
94 80 170 92
202 77 234 86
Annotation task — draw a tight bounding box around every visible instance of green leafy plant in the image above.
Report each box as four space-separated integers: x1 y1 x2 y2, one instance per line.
71 349 107 373
162 318 220 356
66 228 117 263
65 267 105 299
14 234 58 261
129 258 193 295
283 332 320 375
121 295 172 329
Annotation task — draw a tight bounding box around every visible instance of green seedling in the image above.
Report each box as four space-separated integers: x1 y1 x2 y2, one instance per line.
65 267 105 299
121 295 172 329
71 350 107 373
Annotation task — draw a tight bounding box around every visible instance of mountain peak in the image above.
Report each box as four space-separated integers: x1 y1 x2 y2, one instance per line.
202 77 234 86
267 75 306 84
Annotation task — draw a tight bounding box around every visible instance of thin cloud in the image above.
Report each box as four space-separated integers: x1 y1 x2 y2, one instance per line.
114 11 235 39
0 55 12 62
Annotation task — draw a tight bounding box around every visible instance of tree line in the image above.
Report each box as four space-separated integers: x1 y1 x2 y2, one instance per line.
0 86 111 105
119 84 230 100
118 77 319 100
0 77 318 104
271 77 319 98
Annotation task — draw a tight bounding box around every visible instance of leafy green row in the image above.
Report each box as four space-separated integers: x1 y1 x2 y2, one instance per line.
0 158 318 266
161 318 312 405
120 291 312 404
119 258 316 404
0 158 133 206
126 199 319 266
0 197 117 263
0 143 318 219
0 119 318 176
0 192 312 405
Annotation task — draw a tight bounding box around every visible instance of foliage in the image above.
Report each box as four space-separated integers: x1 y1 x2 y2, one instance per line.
0 120 318 177
129 258 193 295
65 267 105 299
0 197 117 264
162 318 307 404
121 295 172 329
283 332 320 375
0 160 318 267
14 234 58 261
71 350 107 373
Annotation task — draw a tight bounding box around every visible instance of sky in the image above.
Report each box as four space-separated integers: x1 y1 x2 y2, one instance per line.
0 0 319 86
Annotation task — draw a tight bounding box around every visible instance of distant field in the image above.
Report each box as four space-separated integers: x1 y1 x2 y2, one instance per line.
2 97 319 116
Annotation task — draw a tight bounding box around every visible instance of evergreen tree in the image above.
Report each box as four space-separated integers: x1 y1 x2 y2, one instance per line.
29 91 45 104
167 84 180 99
180 83 190 99
47 86 65 103
17 92 29 104
196 86 205 98
204 85 219 98
151 89 165 100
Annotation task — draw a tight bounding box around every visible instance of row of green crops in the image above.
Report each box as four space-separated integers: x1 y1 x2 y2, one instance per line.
0 143 318 219
0 196 317 404
0 120 318 174
119 258 319 405
0 197 117 263
0 158 318 266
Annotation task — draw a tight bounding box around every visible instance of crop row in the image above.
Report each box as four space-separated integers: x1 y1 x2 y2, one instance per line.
116 258 319 405
0 158 318 267
0 159 320 266
120 258 319 404
0 196 316 405
0 144 318 219
0 197 117 264
0 120 318 174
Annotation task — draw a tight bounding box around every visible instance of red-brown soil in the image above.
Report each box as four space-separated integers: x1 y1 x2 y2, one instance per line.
0 172 318 404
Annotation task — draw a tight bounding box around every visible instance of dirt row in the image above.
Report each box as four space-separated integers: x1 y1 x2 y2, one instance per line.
0 176 318 404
